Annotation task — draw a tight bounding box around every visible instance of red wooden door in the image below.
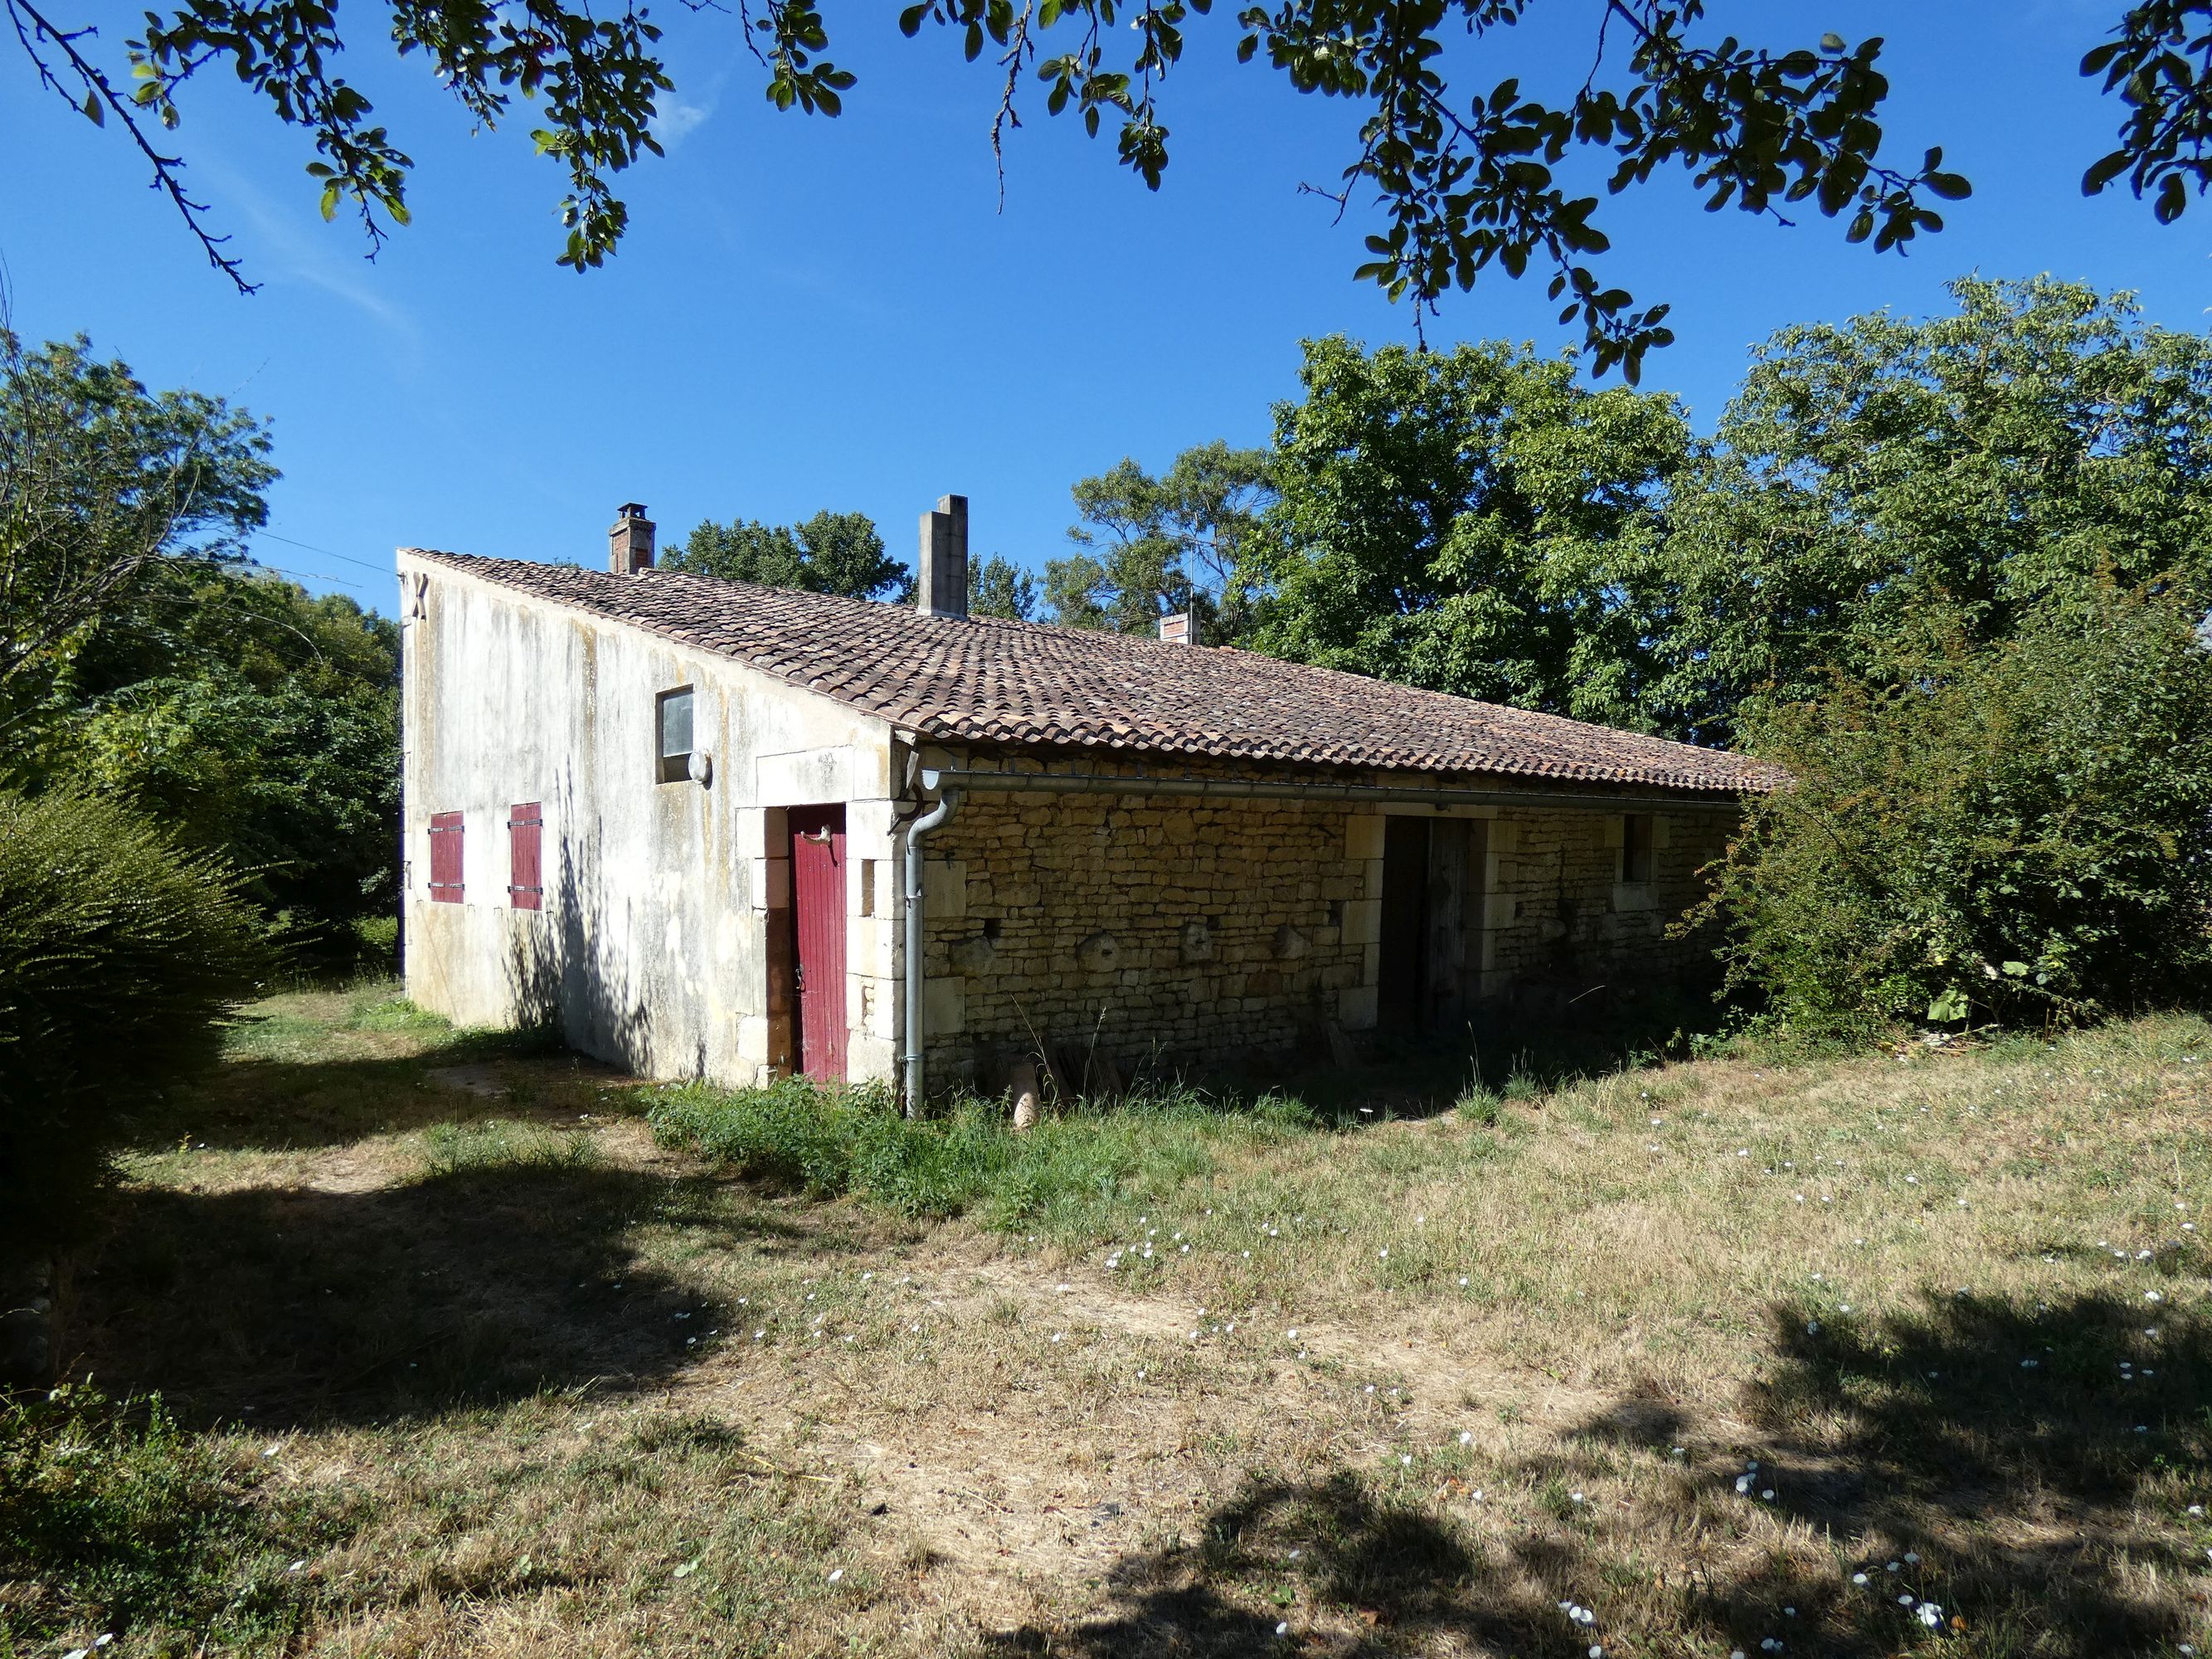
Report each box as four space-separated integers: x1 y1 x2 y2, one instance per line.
788 805 848 1080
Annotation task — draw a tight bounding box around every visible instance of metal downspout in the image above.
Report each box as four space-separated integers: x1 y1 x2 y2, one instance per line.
901 786 962 1117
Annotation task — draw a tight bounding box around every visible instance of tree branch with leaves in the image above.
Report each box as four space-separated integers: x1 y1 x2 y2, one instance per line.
13 0 2209 375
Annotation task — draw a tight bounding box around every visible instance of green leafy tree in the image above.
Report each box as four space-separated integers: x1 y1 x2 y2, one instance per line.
1245 334 1689 726
0 334 397 949
53 567 401 944
968 553 1038 620
0 331 275 742
1051 442 1273 638
26 0 2212 375
1655 275 2212 742
1698 584 2212 1037
667 508 909 601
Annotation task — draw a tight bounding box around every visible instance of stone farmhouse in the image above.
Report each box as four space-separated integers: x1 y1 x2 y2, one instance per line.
397 499 1779 1105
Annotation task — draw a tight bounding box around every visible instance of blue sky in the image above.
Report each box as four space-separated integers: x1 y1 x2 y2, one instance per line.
3 0 2207 612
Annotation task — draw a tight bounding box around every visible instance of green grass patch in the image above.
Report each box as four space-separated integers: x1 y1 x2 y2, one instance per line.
417 1117 596 1176
0 1385 357 1655
646 1076 1321 1231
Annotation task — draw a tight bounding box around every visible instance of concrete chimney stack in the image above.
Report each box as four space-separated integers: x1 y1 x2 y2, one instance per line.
1158 611 1194 645
917 494 969 619
610 503 655 574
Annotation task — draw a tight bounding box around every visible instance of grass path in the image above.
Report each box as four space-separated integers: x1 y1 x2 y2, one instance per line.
7 985 2211 1657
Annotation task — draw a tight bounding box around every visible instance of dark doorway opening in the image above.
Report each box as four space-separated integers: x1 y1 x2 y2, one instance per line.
1378 816 1431 1027
1378 815 1489 1034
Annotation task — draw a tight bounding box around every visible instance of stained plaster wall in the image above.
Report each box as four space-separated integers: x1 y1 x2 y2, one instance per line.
397 557 902 1086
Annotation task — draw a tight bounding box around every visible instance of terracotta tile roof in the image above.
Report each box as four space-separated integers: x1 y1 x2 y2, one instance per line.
406 552 1782 795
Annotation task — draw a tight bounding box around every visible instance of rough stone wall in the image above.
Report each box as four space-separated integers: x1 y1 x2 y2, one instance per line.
920 791 1368 1087
1478 806 1736 1005
917 781 1740 1087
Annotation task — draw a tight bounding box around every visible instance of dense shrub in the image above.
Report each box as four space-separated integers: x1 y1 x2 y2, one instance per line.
0 788 269 1258
647 1075 1315 1227
1700 587 2212 1037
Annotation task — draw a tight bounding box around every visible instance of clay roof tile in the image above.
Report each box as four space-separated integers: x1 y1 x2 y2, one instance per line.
403 552 1784 796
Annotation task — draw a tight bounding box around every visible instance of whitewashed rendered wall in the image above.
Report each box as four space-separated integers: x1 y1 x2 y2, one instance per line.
396 557 902 1086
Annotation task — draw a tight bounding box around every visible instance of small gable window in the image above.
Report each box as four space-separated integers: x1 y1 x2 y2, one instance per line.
1621 813 1655 884
657 686 694 783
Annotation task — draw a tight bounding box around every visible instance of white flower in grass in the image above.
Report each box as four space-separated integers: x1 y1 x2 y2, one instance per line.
1275 1623 1290 1638
1903 1551 1919 1564
827 1568 843 1584
1458 1430 1473 1446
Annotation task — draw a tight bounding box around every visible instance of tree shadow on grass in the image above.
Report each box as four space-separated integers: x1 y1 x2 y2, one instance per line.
66 1162 812 1431
1520 1285 2212 1655
127 1038 631 1155
983 1469 1579 1658
991 1286 2211 1657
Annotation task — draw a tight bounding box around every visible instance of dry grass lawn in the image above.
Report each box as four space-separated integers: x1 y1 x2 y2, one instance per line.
7 983 2211 1658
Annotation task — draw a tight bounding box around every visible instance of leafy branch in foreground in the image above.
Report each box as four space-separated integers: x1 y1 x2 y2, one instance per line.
14 0 2209 376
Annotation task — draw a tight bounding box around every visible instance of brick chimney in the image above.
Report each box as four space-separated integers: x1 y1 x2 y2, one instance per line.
1158 611 1194 645
917 494 969 619
609 503 655 574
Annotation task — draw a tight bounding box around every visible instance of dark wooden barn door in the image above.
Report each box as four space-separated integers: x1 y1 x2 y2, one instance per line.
788 805 848 1081
1378 815 1431 1028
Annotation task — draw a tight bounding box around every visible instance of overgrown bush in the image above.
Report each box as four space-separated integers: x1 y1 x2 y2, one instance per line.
0 1384 352 1653
647 1075 1315 1227
0 788 269 1258
1700 586 2212 1037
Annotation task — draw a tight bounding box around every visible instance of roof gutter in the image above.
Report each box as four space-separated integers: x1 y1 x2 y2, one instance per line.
917 767 1748 813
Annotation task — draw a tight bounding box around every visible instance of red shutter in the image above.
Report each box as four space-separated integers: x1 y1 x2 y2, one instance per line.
508 802 543 911
428 811 464 903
